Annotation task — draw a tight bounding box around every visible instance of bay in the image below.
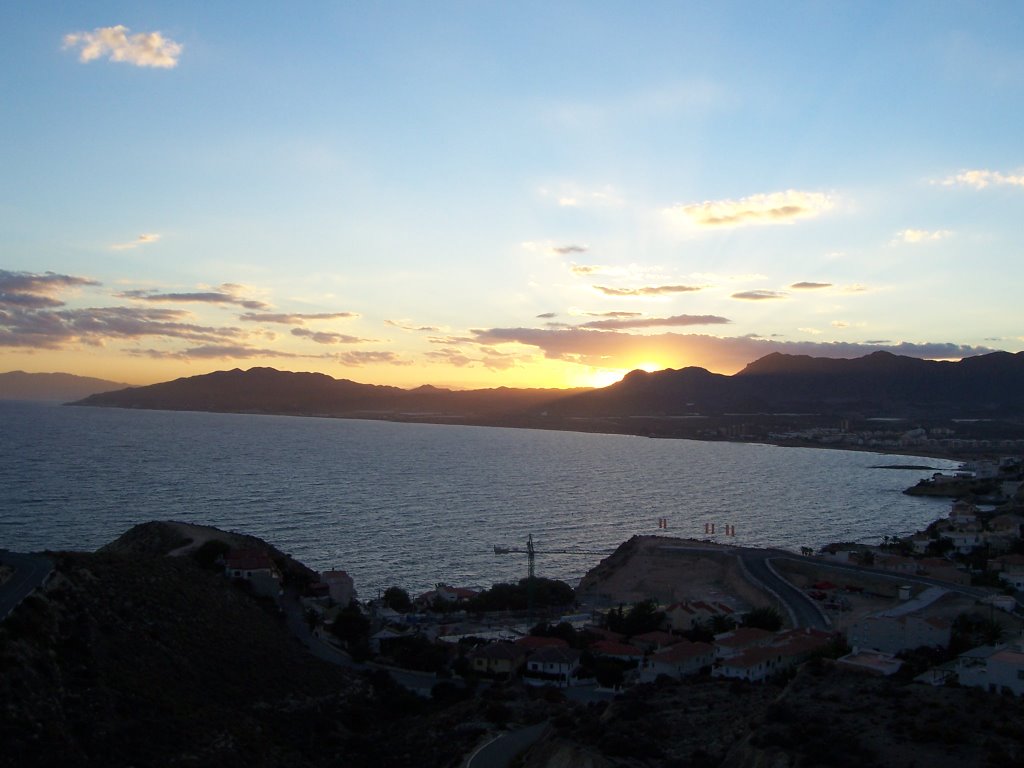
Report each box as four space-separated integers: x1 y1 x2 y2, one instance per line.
0 401 957 597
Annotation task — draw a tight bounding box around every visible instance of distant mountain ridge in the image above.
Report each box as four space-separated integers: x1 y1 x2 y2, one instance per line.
549 350 1024 418
73 366 584 416
0 371 129 402
70 350 1024 421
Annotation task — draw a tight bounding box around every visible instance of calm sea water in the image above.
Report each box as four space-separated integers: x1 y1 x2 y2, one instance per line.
0 401 957 596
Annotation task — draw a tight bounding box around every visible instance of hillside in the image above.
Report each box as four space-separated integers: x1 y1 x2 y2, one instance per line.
0 371 128 402
0 537 496 768
73 366 580 418
551 351 1024 419
71 352 1024 423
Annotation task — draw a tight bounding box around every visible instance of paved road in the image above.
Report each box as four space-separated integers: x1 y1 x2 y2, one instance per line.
466 722 549 768
739 549 831 630
0 551 54 621
658 544 995 630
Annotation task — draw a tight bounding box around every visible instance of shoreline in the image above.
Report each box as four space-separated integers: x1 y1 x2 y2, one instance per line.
66 400 973 463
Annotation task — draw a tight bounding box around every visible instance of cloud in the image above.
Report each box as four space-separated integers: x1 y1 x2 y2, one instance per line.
579 314 731 330
0 270 99 309
425 346 525 372
240 312 358 325
538 184 624 208
336 351 409 366
131 344 301 360
938 169 1024 189
894 228 952 244
119 284 269 310
798 327 823 335
0 304 246 350
385 319 442 332
671 190 833 228
552 245 587 254
63 25 182 68
732 290 786 300
831 321 850 328
594 284 704 297
536 312 557 319
111 233 161 251
790 282 832 290
582 311 642 318
470 326 997 373
290 328 367 345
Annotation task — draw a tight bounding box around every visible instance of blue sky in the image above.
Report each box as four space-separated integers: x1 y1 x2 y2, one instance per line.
2 2 1022 388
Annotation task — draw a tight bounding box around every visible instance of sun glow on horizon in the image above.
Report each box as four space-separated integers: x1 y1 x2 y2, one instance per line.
583 360 666 389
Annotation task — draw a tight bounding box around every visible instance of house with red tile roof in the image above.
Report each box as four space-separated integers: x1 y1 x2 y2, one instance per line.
630 630 680 653
589 639 644 662
515 635 570 651
524 646 582 687
467 641 526 678
644 640 714 681
224 548 282 599
712 627 774 659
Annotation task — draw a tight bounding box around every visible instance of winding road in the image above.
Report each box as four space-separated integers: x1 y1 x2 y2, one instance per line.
658 544 995 631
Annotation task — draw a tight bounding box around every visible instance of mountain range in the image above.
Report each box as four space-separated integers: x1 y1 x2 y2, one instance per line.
69 350 1024 422
0 371 128 402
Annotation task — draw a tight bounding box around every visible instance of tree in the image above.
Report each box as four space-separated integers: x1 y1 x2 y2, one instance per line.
330 601 370 648
382 586 412 613
606 599 665 636
741 606 783 632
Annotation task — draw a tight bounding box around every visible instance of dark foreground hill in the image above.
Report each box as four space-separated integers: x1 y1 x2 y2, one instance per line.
0 540 496 768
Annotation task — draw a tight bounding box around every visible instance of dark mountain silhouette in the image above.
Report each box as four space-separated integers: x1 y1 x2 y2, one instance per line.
72 366 583 417
70 351 1024 423
0 371 129 402
550 350 1024 418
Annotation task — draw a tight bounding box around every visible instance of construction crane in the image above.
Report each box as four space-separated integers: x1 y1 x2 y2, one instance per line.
493 534 612 619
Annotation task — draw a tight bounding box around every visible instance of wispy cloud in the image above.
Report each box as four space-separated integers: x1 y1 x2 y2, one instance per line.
0 270 99 309
671 190 833 228
130 344 299 360
119 284 269 310
539 184 623 208
535 312 557 319
594 284 703 297
290 328 367 345
471 326 995 373
937 168 1024 189
893 228 952 244
111 233 161 251
732 290 786 300
552 244 587 254
336 350 409 366
790 281 832 290
0 305 245 350
579 314 731 330
385 319 441 332
582 311 642 318
63 25 182 69
798 327 823 335
240 311 358 325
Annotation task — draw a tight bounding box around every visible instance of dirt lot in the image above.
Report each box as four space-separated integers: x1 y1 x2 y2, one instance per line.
575 536 772 612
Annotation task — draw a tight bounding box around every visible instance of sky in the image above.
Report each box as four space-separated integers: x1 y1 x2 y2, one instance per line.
2 2 1023 390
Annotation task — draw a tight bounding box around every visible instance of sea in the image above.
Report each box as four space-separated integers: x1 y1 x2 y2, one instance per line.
0 401 958 597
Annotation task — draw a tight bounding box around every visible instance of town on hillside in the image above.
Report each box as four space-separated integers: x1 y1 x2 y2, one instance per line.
205 458 1024 699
